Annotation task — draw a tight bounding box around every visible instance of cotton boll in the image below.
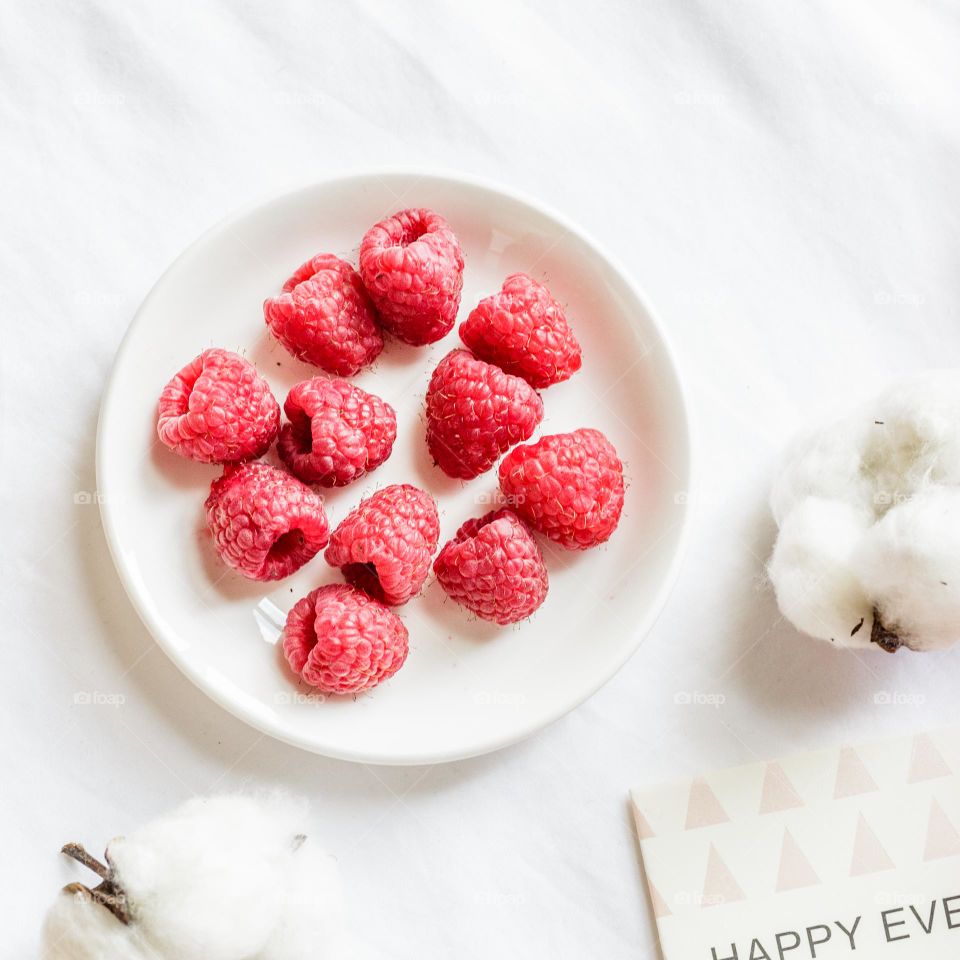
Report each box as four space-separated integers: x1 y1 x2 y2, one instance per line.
768 497 874 647
256 842 347 960
770 370 960 652
42 889 157 960
854 486 960 651
862 372 960 506
45 794 348 960
108 795 302 960
769 417 874 525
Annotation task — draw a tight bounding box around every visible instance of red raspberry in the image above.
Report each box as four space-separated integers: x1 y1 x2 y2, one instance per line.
425 349 544 480
359 208 464 345
433 509 548 625
205 461 329 580
263 254 384 376
498 429 625 550
460 273 582 388
157 348 280 463
278 378 397 487
325 484 439 605
282 583 408 695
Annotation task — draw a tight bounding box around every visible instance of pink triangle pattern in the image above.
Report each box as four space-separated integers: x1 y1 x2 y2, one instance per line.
775 828 820 891
834 748 879 798
702 843 746 908
908 734 952 783
649 882 672 918
685 778 730 830
632 804 655 841
850 814 895 876
759 762 804 814
924 799 960 861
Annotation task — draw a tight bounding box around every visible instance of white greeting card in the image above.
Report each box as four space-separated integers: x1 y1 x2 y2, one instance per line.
631 728 960 959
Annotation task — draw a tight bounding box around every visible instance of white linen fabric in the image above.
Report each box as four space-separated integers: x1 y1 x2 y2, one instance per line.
2 1 958 957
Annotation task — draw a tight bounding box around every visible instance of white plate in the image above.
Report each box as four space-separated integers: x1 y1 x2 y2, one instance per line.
97 170 692 765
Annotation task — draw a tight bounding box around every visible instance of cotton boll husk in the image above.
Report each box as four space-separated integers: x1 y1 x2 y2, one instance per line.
107 795 305 960
769 417 874 525
768 497 874 648
42 889 158 960
862 372 960 507
853 486 960 651
256 841 347 960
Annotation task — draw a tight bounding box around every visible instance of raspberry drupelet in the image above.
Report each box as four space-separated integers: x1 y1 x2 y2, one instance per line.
205 461 329 580
359 208 464 346
157 348 280 463
283 583 408 695
425 349 543 480
434 509 548 624
278 378 397 487
325 483 439 605
498 428 625 550
263 253 384 376
460 273 582 388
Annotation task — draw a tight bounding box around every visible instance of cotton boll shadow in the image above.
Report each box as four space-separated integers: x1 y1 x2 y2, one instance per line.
722 505 874 718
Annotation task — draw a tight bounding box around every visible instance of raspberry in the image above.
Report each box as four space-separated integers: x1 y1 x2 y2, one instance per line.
433 509 548 625
263 254 383 376
460 273 582 388
359 208 464 345
425 349 544 480
498 428 625 549
205 461 329 580
157 348 280 463
325 484 439 605
278 378 397 487
282 583 408 695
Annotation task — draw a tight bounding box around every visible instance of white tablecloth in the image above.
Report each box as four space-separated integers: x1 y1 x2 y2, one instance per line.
3 1 959 956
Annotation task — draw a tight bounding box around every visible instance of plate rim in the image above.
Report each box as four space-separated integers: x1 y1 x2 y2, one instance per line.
95 166 696 765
